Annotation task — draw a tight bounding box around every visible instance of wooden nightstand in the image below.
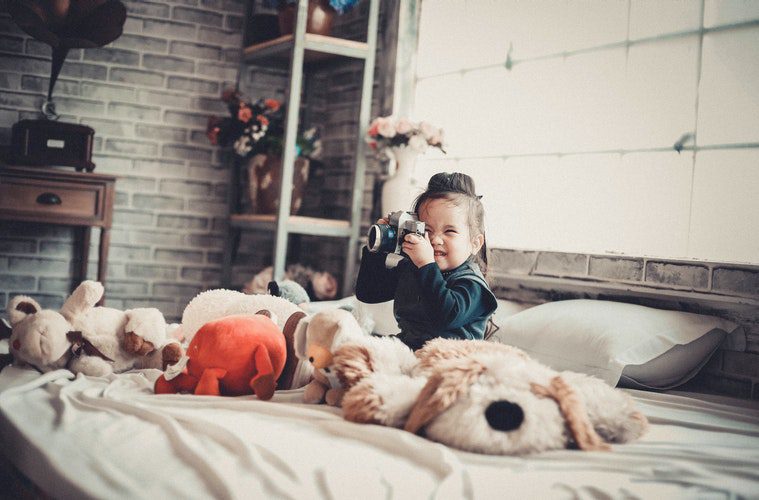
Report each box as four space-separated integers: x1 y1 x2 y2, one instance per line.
0 165 116 301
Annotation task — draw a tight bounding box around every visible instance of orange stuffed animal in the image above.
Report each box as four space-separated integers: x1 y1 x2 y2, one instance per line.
154 310 302 400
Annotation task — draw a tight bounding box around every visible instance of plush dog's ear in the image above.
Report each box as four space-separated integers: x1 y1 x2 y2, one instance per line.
334 344 374 390
8 295 41 326
292 314 310 360
531 376 610 452
277 311 307 390
404 357 486 434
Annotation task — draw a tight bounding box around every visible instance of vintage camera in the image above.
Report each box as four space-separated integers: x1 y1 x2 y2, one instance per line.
367 211 426 268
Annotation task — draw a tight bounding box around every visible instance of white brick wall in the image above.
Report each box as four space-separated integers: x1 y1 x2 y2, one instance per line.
0 0 394 319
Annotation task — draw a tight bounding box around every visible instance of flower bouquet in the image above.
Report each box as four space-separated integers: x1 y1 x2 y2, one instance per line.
207 89 322 215
365 116 445 156
206 89 322 160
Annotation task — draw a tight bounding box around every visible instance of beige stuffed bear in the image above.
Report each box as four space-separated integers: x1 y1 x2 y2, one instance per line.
294 308 414 406
7 280 182 376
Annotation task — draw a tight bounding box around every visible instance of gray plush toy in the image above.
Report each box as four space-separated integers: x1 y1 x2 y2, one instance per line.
268 280 310 306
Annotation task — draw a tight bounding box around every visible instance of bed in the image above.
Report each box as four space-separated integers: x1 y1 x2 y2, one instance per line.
1 298 759 499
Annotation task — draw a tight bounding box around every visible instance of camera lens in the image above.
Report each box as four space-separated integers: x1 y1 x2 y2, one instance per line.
367 224 396 253
368 225 382 252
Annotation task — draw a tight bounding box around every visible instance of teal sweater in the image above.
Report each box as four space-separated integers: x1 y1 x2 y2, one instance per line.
355 247 497 351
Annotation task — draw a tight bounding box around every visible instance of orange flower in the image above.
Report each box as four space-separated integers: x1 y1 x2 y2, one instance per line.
257 114 269 126
238 105 253 122
367 121 379 137
264 99 280 111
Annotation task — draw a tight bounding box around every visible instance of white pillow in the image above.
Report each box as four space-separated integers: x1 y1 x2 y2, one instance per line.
355 300 400 336
355 298 529 337
490 299 744 388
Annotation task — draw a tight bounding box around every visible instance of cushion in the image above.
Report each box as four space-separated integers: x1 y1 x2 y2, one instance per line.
489 299 744 389
355 300 400 336
356 298 529 337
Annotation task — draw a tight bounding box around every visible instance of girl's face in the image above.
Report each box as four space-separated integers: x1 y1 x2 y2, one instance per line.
418 198 484 271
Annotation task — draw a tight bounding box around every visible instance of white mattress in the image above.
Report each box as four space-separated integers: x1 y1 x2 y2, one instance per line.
1 365 758 499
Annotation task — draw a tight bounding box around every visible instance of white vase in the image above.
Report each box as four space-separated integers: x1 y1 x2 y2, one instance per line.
381 146 419 215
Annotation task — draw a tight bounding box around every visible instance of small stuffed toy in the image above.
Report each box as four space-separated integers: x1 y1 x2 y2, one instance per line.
174 288 310 390
6 280 182 376
154 310 302 400
294 308 414 406
334 338 648 455
267 279 310 307
244 264 337 301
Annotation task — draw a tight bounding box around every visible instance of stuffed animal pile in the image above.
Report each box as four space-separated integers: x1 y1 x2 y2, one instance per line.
4 280 181 376
334 338 649 455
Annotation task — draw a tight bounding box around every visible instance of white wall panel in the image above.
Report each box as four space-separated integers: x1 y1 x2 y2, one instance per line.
488 0 571 60
558 48 627 153
617 152 692 257
413 74 466 156
561 0 628 52
416 0 467 77
629 0 702 40
697 27 759 146
413 1 759 264
705 0 759 27
460 0 513 69
690 150 759 263
623 36 699 150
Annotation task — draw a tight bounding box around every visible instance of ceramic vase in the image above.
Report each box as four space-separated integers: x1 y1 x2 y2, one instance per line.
247 154 310 215
277 0 335 36
381 146 419 215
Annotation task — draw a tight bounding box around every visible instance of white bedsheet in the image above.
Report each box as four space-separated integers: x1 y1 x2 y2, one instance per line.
1 365 758 500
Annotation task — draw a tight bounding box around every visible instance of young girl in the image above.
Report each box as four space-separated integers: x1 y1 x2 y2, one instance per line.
355 172 497 351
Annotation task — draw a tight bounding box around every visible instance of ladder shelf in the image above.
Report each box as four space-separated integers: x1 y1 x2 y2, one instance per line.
221 0 380 295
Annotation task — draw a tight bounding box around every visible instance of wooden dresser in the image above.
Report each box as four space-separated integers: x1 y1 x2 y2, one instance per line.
0 165 116 299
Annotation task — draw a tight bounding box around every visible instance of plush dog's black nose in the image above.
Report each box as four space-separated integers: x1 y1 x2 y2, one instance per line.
485 400 524 431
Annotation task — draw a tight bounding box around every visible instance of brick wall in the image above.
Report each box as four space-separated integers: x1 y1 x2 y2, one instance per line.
489 248 759 399
0 0 395 321
0 0 247 320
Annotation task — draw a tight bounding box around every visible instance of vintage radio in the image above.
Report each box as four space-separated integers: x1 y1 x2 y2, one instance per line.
10 119 96 172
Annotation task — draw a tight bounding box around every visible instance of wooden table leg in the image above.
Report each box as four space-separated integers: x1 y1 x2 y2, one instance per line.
77 226 91 287
97 227 111 306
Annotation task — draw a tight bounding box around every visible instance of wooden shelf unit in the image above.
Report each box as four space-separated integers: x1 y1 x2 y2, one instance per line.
221 0 380 294
243 33 370 65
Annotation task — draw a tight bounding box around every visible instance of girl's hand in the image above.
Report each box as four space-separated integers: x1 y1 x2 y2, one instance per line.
402 232 434 268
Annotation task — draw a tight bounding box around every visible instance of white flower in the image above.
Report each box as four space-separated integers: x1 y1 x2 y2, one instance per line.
395 117 413 135
234 136 252 156
419 121 436 140
311 140 323 159
429 127 444 146
408 134 428 153
378 118 396 138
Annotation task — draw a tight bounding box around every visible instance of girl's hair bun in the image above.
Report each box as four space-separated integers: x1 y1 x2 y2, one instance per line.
426 172 476 197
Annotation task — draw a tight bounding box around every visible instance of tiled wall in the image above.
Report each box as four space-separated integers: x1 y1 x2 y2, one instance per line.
489 248 759 399
0 0 394 320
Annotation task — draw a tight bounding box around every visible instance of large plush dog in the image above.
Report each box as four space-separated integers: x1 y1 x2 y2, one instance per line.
334 338 648 455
